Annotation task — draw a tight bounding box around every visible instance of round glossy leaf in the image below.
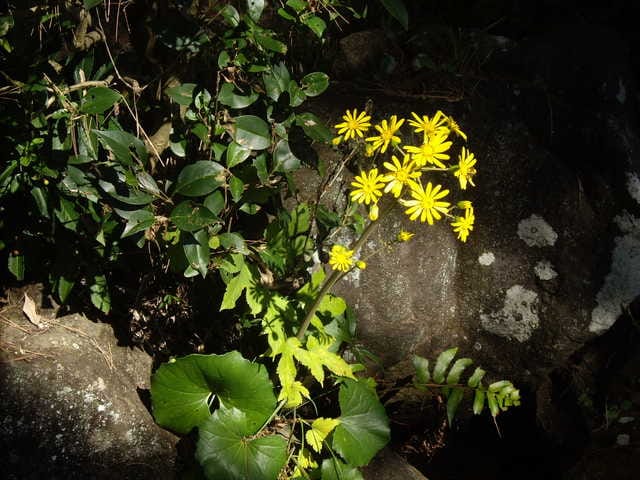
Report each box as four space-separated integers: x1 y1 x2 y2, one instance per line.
302 15 327 38
196 407 287 480
226 141 252 168
301 72 329 97
321 458 363 480
183 230 210 278
80 87 121 114
94 129 149 166
232 116 271 150
295 113 333 143
151 351 277 435
174 161 225 197
171 201 219 232
332 379 390 467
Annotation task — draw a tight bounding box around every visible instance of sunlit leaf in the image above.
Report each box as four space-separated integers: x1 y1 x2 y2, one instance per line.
306 418 340 453
433 347 457 384
301 72 329 97
232 115 271 150
183 230 210 277
332 379 390 467
273 139 301 172
151 351 277 434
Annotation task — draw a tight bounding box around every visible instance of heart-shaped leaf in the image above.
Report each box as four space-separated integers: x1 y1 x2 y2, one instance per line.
332 379 390 466
151 351 277 435
174 161 225 197
196 406 287 480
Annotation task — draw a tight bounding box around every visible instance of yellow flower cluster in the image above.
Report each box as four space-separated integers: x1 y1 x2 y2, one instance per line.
333 109 478 243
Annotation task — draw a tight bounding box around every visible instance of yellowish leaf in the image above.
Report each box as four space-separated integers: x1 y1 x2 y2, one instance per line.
305 417 341 453
22 293 46 329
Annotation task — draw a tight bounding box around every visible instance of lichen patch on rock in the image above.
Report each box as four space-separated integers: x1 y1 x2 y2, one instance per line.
517 214 558 247
480 285 540 342
534 260 558 280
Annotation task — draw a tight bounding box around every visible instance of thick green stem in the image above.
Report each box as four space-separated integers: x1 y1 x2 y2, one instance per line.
296 216 382 341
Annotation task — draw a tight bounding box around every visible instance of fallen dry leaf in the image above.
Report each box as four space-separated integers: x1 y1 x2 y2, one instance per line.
23 293 46 329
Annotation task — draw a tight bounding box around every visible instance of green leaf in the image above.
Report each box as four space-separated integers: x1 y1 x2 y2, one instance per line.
196 406 287 480
171 201 218 232
296 113 333 142
174 161 225 197
94 129 148 166
219 232 249 255
302 15 327 38
254 33 287 54
321 458 364 480
121 209 155 238
473 389 486 415
288 203 310 237
288 80 306 107
301 72 329 97
151 351 277 434
218 83 259 109
246 0 265 22
80 87 121 114
379 0 409 30
232 115 271 150
467 367 486 388
90 274 110 313
57 276 74 303
220 259 252 311
412 355 430 385
253 154 269 184
446 388 465 425
83 0 103 9
273 139 301 172
220 5 240 26
55 197 80 232
262 63 290 101
31 186 49 218
333 379 390 467
433 347 457 384
8 253 25 281
99 179 154 205
486 391 499 417
183 230 210 277
286 0 306 13
136 171 161 195
166 83 196 106
226 141 252 168
446 358 473 385
204 191 225 216
229 176 244 203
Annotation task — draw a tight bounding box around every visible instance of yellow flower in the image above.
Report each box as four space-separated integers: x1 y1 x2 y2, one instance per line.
334 109 372 140
404 132 452 168
408 111 448 138
383 154 421 198
457 200 473 211
332 136 343 146
454 147 477 190
397 230 415 242
400 181 450 224
356 260 367 269
451 208 475 242
365 115 405 154
446 114 467 141
350 168 386 205
329 244 354 272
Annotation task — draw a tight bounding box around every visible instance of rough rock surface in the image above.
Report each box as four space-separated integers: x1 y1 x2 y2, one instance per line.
362 447 428 480
0 301 177 479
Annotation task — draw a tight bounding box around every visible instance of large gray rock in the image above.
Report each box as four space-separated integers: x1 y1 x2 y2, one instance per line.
300 37 640 400
0 302 177 479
